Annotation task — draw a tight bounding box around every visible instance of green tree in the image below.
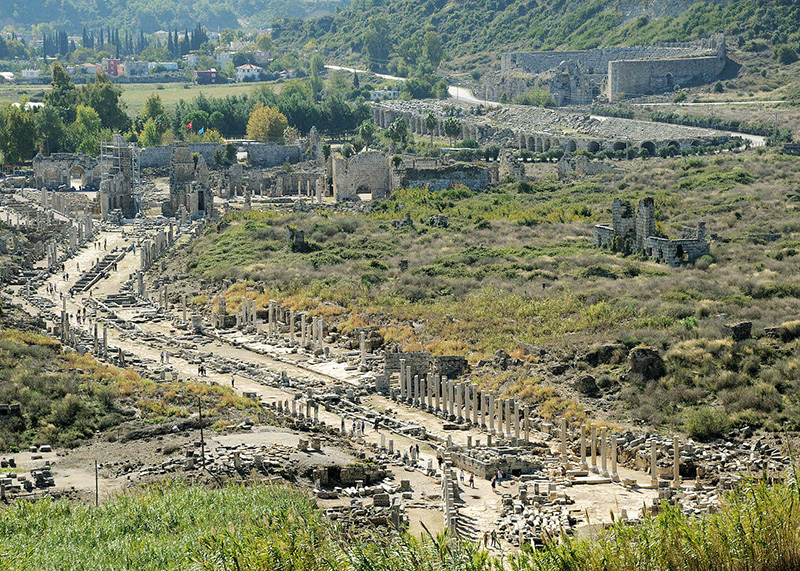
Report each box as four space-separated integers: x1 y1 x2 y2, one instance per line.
255 34 272 52
386 117 407 151
358 119 376 150
0 104 36 163
139 118 162 147
246 104 288 143
774 44 798 65
142 93 166 121
34 105 65 155
80 73 130 132
443 116 462 146
71 105 103 155
424 112 438 147
423 31 445 67
43 62 78 124
363 18 390 71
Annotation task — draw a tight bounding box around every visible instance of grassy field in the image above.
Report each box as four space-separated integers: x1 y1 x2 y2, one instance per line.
0 79 284 115
120 80 284 115
2 475 799 571
174 148 800 437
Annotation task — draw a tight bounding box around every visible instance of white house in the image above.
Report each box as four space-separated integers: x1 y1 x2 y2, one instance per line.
369 89 400 101
21 69 41 79
148 61 179 72
235 64 262 82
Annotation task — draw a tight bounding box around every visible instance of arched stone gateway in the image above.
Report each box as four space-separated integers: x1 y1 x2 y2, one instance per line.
567 140 577 152
33 153 100 189
68 166 86 188
640 141 656 156
587 141 601 153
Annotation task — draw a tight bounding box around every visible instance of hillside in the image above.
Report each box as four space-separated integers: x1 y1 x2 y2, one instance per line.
272 0 800 70
0 0 347 33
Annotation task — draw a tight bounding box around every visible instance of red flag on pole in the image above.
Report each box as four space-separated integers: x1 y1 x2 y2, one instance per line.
186 121 193 130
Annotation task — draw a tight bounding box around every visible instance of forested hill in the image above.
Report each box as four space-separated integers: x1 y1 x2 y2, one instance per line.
272 0 800 67
1 0 346 33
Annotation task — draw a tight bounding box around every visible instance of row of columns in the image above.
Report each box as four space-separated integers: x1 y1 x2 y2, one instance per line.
393 360 531 440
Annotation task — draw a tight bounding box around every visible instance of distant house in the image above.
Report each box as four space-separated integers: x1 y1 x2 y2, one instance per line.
183 54 200 66
369 89 400 101
253 51 272 65
123 61 149 76
194 69 220 84
79 63 100 74
235 64 262 82
103 59 121 77
148 61 179 72
21 69 41 79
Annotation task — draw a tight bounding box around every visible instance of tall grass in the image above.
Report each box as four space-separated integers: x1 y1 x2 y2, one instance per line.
2 473 800 571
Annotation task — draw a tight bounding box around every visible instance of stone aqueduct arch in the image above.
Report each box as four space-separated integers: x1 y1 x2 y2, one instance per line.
33 153 101 189
370 104 718 157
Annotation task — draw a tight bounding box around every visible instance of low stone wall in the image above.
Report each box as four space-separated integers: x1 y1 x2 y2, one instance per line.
397 164 490 191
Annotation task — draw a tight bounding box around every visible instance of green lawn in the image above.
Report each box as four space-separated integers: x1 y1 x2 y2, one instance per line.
0 79 283 115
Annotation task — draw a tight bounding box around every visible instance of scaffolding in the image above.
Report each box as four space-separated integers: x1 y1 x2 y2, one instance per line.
100 134 141 216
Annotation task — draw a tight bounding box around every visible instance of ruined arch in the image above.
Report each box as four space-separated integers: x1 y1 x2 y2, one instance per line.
587 141 601 153
640 141 656 156
42 166 62 187
612 141 627 151
566 140 577 152
69 166 86 188
665 73 674 89
690 140 702 147
543 139 551 152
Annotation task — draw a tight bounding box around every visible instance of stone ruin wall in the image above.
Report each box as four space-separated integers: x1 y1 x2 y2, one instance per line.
140 142 303 169
501 35 726 101
608 55 726 102
331 151 390 201
594 197 709 266
33 153 101 189
396 163 491 191
502 35 724 75
372 102 725 158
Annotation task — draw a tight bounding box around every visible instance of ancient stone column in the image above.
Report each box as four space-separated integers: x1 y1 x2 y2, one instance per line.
488 392 495 432
650 440 658 486
301 313 307 344
427 373 433 410
673 436 680 484
601 428 609 478
505 399 513 436
611 433 619 481
580 424 588 470
560 418 567 460
472 387 480 425
590 425 598 472
455 382 463 422
102 326 108 358
182 294 187 321
481 391 488 428
399 359 407 400
513 400 520 439
435 374 441 412
445 377 452 418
